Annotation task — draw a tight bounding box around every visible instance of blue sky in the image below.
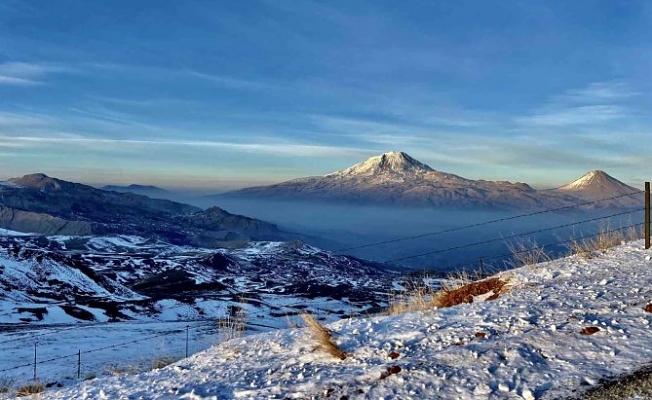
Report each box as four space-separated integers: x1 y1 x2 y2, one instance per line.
0 0 650 191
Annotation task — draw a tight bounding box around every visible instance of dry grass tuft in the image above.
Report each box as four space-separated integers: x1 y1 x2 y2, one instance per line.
16 382 44 397
301 313 346 360
151 356 180 370
568 225 639 259
434 277 509 308
388 273 510 315
506 238 551 268
0 376 14 394
387 279 438 316
218 305 247 342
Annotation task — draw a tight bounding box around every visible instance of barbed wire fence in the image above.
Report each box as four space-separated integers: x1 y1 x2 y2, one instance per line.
334 189 649 276
0 317 282 394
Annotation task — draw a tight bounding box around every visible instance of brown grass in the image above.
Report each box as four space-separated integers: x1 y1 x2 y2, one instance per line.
387 280 438 316
16 382 44 397
300 313 346 360
568 225 640 259
388 274 510 315
151 356 180 370
434 277 509 308
506 238 551 268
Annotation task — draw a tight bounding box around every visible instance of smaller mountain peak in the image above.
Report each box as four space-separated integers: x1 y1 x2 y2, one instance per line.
9 173 65 191
23 173 50 180
556 170 640 196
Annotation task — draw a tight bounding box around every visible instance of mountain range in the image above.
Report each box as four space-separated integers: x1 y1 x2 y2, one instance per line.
0 173 290 246
219 151 643 209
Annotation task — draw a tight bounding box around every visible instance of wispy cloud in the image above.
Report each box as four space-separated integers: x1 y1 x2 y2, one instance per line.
516 80 639 127
185 70 283 91
0 62 70 86
0 111 52 126
559 80 640 104
516 104 629 126
0 134 370 158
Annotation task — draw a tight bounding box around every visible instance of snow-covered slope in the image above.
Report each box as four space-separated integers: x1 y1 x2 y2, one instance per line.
34 240 652 399
0 234 393 325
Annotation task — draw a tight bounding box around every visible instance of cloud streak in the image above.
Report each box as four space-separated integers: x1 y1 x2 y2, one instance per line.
0 62 70 86
0 135 371 158
516 80 640 127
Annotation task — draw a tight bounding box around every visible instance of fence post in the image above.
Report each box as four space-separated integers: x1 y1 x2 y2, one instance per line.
646 182 650 250
33 341 38 382
77 349 81 379
185 325 189 358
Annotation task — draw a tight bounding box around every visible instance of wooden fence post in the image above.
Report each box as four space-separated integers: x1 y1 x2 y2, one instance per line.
646 182 650 250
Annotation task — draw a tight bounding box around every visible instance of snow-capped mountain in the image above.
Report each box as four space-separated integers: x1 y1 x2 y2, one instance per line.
0 233 394 325
218 152 555 209
220 152 643 209
552 170 642 208
329 151 440 178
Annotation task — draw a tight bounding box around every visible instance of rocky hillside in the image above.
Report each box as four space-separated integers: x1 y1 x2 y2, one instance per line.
0 173 291 246
0 232 393 324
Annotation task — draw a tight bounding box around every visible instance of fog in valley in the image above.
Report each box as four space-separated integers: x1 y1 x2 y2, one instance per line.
190 196 643 273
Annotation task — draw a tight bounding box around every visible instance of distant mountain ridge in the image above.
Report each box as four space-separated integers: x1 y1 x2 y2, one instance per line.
220 151 642 209
101 184 171 199
0 173 292 245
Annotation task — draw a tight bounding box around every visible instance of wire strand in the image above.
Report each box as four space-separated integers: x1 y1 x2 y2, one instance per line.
335 192 643 253
386 209 642 263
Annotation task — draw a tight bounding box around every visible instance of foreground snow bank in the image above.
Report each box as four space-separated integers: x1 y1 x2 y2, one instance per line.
35 241 652 399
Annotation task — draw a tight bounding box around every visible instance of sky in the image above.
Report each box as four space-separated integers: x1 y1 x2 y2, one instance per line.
0 0 650 191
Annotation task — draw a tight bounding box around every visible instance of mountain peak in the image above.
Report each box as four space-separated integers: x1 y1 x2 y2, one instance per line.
9 173 63 190
556 170 640 196
328 151 434 177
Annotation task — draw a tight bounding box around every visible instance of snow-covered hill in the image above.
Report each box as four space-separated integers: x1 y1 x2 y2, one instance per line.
220 152 642 209
0 233 393 325
32 240 652 399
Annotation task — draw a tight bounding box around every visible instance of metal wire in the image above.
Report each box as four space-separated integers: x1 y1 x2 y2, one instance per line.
335 192 642 253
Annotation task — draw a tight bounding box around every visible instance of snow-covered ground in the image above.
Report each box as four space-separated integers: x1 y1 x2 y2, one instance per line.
16 239 652 399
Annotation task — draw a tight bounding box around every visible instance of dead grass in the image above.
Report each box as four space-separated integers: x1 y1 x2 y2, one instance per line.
568 225 640 259
300 313 346 360
506 238 551 268
388 273 510 315
0 376 14 393
151 356 180 370
16 382 44 397
218 305 247 342
434 277 509 308
387 279 438 316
